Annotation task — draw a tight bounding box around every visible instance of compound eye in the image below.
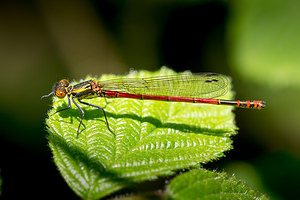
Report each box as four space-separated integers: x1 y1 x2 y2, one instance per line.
56 90 66 98
59 79 69 87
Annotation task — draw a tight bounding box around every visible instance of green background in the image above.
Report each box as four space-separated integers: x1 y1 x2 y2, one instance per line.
0 0 299 199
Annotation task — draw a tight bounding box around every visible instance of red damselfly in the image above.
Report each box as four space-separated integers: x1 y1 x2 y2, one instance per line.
42 73 265 138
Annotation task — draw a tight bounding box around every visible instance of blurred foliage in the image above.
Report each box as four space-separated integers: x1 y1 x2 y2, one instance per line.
168 168 268 200
228 0 300 165
228 0 300 88
0 0 299 199
0 171 1 197
222 151 300 199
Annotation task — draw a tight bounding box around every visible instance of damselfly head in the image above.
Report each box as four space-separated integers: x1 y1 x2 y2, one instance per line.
41 79 70 99
55 79 69 98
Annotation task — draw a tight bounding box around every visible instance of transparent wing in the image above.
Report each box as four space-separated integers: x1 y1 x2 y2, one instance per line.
100 73 229 99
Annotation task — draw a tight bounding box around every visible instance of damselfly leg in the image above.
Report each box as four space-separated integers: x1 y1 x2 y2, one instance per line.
50 95 71 117
50 96 114 138
78 99 114 137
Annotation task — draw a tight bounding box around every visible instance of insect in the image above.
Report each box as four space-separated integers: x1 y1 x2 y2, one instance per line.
42 73 265 138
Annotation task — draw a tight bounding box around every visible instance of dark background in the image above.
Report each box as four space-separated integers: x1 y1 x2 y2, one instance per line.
0 0 300 199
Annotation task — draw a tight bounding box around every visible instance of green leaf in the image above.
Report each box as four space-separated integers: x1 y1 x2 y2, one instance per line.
45 67 237 199
167 168 269 200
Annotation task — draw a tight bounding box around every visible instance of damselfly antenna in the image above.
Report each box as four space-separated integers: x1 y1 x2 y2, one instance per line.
41 91 54 99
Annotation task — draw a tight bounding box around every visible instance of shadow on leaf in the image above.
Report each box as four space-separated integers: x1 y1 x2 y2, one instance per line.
54 103 233 138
